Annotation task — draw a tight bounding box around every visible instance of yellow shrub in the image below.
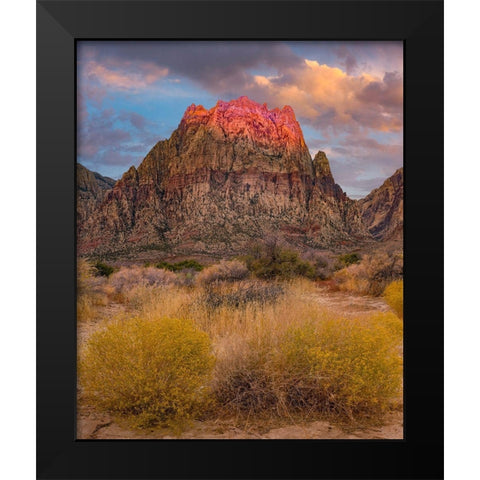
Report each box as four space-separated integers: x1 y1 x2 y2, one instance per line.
79 317 215 426
384 280 403 318
279 312 403 416
213 311 403 418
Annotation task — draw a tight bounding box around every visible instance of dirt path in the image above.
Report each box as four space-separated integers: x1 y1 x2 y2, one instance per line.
304 285 391 317
77 302 126 344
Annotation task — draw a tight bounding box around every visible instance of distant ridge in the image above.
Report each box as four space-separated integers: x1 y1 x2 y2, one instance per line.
358 168 404 240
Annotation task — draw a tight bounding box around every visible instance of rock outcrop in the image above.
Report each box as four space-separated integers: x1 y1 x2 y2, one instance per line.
77 97 370 255
358 168 403 240
77 163 115 225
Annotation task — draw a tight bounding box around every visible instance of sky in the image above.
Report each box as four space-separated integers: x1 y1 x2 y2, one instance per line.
77 41 403 199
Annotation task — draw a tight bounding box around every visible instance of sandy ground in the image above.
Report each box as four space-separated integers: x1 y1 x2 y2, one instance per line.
77 285 403 440
77 407 403 440
303 286 390 316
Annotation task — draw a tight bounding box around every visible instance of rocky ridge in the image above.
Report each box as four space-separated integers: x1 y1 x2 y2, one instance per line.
77 163 115 226
358 168 404 240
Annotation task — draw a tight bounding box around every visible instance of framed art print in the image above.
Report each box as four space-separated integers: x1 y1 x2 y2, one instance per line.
37 1 444 479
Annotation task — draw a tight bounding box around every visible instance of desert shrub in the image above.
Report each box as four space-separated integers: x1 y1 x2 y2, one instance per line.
202 281 284 310
174 260 204 271
213 312 403 418
93 261 115 277
196 260 249 285
384 280 403 318
175 270 197 287
244 243 315 280
333 252 403 296
78 317 215 426
156 261 175 271
77 259 109 320
339 252 361 267
213 338 277 413
278 313 403 416
77 258 95 288
78 259 108 293
109 266 178 293
302 251 338 280
156 260 204 272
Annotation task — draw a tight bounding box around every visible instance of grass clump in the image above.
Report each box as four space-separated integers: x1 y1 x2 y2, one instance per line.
384 280 403 318
94 261 115 277
201 281 284 310
109 266 178 293
79 317 215 426
196 260 249 285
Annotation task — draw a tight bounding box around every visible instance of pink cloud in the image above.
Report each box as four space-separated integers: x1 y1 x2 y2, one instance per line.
84 59 169 91
248 59 402 134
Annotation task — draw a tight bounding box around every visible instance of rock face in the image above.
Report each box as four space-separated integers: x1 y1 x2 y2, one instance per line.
77 163 115 225
77 97 370 255
358 168 403 240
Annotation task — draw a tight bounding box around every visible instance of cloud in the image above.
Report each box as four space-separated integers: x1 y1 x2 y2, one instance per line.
78 42 402 136
118 111 148 130
321 133 402 197
78 41 302 98
78 109 127 157
77 91 88 123
356 71 403 109
97 150 138 167
334 45 359 75
77 102 164 182
83 59 168 91
249 60 402 134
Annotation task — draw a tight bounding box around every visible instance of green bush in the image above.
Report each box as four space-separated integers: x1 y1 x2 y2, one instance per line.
384 280 403 318
156 259 204 272
339 252 361 266
244 244 315 280
93 261 114 277
79 317 215 426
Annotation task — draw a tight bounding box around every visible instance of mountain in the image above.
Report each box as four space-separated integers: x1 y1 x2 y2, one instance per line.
77 96 370 256
358 168 403 240
77 163 115 226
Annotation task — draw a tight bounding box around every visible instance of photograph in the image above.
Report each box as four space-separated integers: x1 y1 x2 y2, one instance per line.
76 40 404 440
